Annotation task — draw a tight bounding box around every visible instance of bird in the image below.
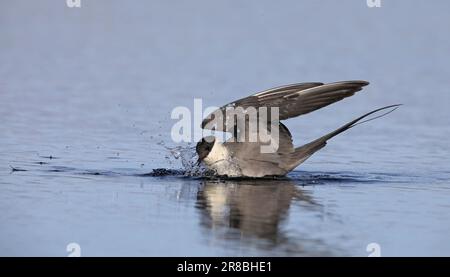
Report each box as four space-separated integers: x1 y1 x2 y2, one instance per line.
196 80 400 178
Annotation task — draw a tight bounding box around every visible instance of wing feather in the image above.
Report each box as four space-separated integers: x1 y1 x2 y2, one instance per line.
202 81 369 132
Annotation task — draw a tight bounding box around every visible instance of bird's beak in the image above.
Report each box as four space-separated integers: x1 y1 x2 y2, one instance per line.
196 157 202 166
197 153 208 166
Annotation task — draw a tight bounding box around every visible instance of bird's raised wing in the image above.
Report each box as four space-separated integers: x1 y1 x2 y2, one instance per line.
201 80 369 132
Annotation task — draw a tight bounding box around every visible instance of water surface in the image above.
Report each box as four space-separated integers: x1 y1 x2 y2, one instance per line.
1 0 450 256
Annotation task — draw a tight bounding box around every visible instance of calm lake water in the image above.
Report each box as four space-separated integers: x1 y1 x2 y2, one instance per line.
1 0 450 256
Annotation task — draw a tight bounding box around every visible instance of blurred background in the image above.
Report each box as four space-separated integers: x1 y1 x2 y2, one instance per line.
1 0 449 256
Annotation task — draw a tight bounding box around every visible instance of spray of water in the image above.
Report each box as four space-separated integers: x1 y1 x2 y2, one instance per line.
155 141 215 177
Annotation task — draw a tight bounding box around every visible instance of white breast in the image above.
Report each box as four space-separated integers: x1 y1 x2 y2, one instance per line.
203 141 242 176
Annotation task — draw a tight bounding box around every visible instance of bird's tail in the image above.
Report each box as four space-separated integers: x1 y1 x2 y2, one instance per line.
286 104 401 171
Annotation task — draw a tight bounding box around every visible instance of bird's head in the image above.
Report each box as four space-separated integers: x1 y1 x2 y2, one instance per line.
196 136 216 165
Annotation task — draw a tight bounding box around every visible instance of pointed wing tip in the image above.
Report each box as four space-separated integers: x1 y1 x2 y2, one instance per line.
342 80 370 86
360 80 370 86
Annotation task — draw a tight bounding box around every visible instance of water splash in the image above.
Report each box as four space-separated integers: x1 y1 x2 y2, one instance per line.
163 143 214 177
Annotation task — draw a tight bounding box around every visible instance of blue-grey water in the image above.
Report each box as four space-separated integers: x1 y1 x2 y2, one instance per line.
1 0 450 256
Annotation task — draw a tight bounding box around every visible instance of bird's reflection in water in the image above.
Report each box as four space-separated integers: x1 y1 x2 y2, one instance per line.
196 179 325 254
